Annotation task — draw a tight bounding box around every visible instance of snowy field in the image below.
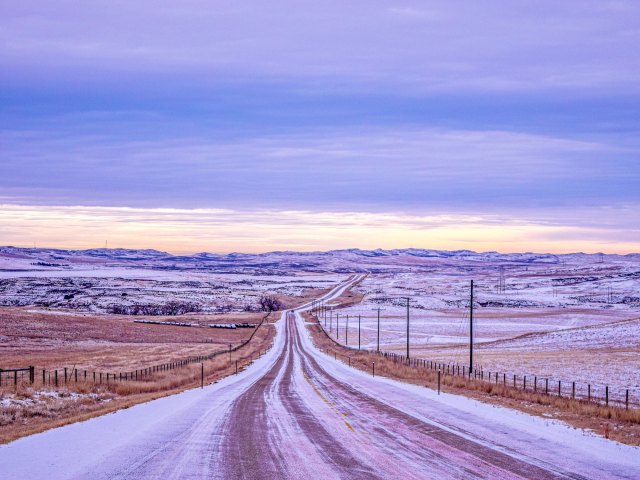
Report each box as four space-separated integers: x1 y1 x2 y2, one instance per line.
328 255 640 398
0 249 343 314
2 246 639 397
336 257 640 347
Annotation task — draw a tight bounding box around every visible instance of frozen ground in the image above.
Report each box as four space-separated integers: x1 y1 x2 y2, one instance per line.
2 246 638 399
325 254 640 399
336 257 640 347
0 248 343 313
1 287 638 479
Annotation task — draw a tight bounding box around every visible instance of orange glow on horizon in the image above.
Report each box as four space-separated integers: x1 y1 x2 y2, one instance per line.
0 204 637 255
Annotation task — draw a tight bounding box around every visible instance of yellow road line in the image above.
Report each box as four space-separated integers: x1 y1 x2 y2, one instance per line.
304 371 355 432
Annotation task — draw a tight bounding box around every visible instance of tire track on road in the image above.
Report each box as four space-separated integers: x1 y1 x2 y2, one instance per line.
293 314 588 480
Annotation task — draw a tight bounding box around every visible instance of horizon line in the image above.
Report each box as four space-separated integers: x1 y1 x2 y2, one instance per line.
2 244 638 258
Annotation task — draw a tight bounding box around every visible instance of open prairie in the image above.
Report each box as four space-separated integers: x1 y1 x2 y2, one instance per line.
320 252 640 402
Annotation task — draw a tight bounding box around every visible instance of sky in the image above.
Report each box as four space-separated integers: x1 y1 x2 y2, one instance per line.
1 1 639 254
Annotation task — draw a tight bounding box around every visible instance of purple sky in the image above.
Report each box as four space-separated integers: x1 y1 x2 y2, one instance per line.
1 1 639 253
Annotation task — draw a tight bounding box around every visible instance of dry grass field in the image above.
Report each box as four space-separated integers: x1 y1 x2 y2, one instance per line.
0 307 277 443
0 307 271 370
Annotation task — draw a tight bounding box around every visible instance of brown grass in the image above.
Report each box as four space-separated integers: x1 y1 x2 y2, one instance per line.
0 310 276 444
305 312 640 446
0 307 269 371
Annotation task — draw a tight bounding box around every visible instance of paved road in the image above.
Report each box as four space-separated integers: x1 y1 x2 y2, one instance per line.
2 277 639 479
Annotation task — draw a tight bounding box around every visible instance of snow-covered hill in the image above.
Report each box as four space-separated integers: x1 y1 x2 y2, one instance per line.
2 246 636 274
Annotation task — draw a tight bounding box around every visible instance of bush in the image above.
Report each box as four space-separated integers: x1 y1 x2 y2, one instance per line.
107 301 202 316
259 296 282 312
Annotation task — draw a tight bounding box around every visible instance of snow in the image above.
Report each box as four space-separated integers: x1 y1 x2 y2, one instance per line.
1 248 640 477
295 309 640 478
0 314 288 479
0 390 112 408
0 278 639 479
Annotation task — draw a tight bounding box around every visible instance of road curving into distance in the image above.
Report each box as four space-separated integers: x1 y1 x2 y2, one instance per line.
1 275 639 479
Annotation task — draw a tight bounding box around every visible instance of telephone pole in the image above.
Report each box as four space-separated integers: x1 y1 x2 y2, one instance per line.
469 280 474 375
375 308 381 352
346 314 349 346
358 314 361 350
402 297 410 358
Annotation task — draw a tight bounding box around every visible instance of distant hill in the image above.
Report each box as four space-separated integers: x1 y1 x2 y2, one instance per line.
1 245 637 274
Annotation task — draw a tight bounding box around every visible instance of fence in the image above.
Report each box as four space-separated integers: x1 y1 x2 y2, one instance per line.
312 312 639 411
0 312 271 390
0 367 34 387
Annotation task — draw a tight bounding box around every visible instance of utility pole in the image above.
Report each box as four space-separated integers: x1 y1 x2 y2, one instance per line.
336 313 339 340
403 297 410 358
375 308 381 352
469 280 474 375
329 309 333 332
346 315 349 346
358 314 361 350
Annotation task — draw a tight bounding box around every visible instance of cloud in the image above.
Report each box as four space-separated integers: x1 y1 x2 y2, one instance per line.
2 1 640 94
2 124 636 213
1 2 638 253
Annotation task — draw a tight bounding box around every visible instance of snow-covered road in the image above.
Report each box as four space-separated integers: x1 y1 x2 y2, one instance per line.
1 276 639 479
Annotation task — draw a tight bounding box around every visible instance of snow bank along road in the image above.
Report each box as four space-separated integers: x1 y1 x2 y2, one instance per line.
1 277 639 479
